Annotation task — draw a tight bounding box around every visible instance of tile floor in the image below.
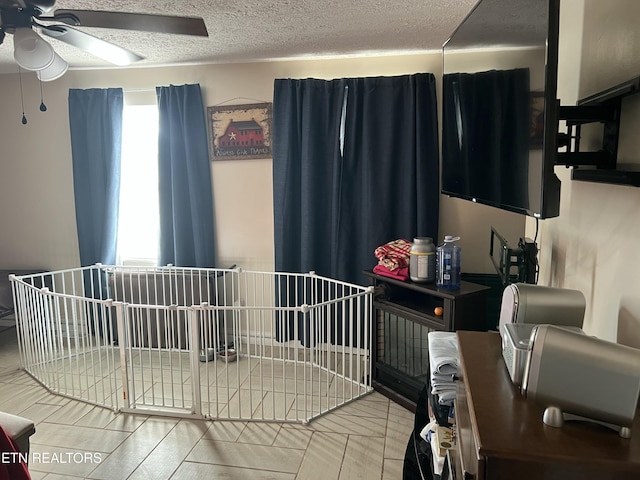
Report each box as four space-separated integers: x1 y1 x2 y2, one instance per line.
0 325 413 479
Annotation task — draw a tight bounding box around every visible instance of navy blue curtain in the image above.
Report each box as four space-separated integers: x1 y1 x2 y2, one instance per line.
273 78 348 279
273 74 439 286
156 84 216 268
69 88 123 341
337 74 440 284
273 73 440 344
69 88 123 267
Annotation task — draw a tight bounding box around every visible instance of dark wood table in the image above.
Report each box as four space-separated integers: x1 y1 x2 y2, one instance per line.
452 330 640 480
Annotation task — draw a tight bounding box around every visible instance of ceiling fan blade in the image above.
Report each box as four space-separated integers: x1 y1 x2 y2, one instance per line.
50 10 208 37
0 1 54 11
37 23 144 65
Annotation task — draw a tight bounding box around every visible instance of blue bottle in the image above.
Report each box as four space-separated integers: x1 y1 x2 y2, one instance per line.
436 236 461 289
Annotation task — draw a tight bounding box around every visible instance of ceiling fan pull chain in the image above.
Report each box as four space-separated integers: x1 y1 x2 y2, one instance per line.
18 67 27 125
39 79 47 112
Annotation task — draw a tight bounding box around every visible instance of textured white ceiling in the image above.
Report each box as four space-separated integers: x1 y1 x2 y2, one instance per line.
0 0 480 73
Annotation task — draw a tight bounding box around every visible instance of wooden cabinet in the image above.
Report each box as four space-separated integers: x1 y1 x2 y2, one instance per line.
453 331 640 480
363 271 489 409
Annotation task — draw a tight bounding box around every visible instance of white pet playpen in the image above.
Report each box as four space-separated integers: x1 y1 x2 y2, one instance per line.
10 265 373 424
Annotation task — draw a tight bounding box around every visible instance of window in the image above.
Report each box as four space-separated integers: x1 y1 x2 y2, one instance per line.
116 104 160 265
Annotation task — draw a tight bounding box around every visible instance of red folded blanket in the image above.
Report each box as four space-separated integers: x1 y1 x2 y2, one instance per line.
374 239 412 271
373 264 409 281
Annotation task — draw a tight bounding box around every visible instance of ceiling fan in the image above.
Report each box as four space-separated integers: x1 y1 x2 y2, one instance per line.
0 0 208 80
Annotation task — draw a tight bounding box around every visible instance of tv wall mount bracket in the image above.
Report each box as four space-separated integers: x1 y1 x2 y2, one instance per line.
555 75 640 186
489 227 538 287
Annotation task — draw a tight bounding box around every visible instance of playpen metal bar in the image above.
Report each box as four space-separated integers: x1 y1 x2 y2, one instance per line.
10 266 373 424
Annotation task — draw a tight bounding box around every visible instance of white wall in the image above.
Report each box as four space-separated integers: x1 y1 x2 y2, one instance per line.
0 52 524 279
531 0 640 347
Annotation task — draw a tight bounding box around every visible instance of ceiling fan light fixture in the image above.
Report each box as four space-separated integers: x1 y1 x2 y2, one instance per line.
36 52 68 82
13 27 55 71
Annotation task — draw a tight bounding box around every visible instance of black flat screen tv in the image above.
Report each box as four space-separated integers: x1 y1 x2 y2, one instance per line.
442 0 561 219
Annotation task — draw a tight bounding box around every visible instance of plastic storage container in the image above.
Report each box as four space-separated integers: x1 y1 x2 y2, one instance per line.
436 236 461 289
409 237 436 283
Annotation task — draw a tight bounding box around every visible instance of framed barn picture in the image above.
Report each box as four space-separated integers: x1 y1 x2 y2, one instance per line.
207 102 273 161
530 91 545 148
